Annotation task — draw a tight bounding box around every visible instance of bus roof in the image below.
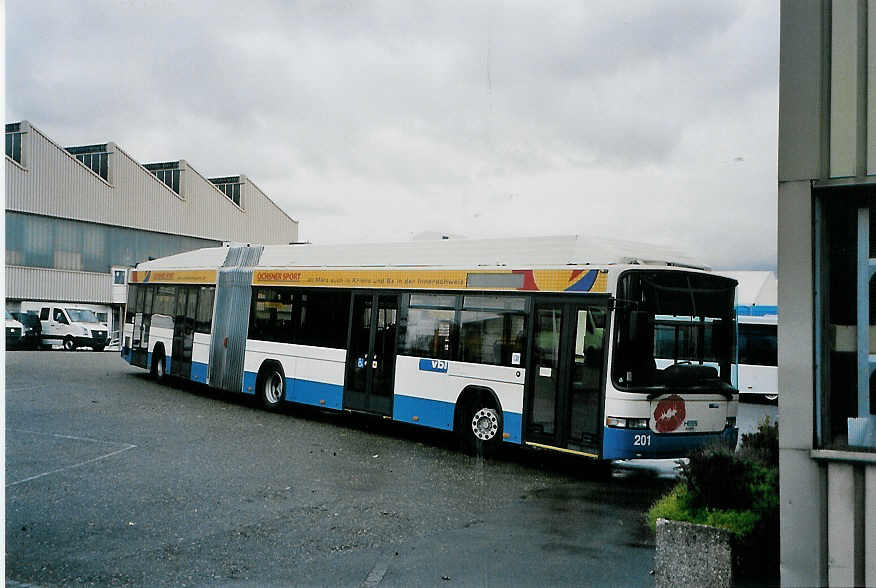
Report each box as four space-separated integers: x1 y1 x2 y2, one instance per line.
135 235 710 271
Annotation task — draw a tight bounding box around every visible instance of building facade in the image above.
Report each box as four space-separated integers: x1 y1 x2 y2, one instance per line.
778 2 875 585
5 121 299 342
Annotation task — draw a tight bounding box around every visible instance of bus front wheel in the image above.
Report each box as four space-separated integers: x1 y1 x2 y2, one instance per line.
459 398 503 457
258 364 285 411
63 336 76 351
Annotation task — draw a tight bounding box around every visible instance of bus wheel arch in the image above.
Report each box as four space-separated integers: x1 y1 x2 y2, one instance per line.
256 360 285 411
454 386 504 456
150 344 166 380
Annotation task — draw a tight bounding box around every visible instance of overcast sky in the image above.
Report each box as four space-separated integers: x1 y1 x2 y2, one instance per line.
7 1 779 269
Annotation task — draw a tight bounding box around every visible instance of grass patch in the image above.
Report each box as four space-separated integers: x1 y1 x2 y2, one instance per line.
646 483 759 537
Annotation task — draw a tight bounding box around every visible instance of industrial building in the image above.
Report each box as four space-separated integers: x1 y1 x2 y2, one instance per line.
778 2 875 585
5 120 299 344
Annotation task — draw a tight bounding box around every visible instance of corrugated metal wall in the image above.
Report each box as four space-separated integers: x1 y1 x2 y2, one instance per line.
6 266 112 303
5 121 299 305
5 122 298 245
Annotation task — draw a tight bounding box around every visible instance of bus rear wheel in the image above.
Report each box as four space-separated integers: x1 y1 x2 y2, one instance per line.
150 348 166 381
459 399 503 457
258 364 285 411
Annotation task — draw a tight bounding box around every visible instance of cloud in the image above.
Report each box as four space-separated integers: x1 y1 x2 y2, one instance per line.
7 0 778 269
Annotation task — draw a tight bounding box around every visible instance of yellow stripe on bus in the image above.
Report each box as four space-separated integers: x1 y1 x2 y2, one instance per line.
252 268 607 293
524 442 599 459
253 269 469 289
129 269 218 284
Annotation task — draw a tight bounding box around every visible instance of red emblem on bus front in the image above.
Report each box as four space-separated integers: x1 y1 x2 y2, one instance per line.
654 395 686 433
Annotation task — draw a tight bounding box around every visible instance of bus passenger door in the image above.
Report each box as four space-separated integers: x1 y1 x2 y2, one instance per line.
525 301 606 456
344 293 399 416
171 286 196 379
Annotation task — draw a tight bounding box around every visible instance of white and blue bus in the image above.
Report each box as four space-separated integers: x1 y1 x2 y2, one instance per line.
121 237 739 460
720 271 778 403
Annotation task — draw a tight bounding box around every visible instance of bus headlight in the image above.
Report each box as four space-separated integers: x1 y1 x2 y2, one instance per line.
606 416 650 429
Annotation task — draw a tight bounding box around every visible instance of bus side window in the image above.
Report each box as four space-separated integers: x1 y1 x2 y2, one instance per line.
54 309 69 325
40 307 49 321
196 286 215 334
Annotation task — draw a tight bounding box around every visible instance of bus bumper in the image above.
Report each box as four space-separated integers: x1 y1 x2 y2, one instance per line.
602 425 738 460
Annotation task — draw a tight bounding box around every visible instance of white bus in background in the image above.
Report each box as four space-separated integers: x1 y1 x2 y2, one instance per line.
19 301 111 351
719 271 778 403
737 313 778 402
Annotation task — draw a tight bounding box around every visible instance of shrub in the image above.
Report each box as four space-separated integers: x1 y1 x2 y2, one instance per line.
646 417 779 537
738 417 779 466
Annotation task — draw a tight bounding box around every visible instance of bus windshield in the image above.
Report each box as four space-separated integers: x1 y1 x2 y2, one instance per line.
612 270 737 393
67 309 100 323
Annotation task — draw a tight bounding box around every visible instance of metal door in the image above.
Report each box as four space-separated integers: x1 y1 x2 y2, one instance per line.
343 293 399 416
525 301 607 454
171 286 197 378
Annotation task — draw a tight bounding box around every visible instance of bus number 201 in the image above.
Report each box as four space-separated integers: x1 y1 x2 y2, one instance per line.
633 434 652 446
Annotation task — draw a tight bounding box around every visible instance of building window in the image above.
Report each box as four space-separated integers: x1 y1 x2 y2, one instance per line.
144 162 181 194
817 187 876 452
113 270 126 285
5 211 220 274
5 123 24 165
209 176 242 206
65 144 109 181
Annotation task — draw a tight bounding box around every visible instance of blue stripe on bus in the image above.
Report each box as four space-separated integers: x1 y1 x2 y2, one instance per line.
503 411 522 444
294 379 344 410
241 371 258 395
393 395 454 431
240 370 344 409
190 361 208 384
602 426 738 460
736 304 778 317
565 269 598 292
393 394 523 444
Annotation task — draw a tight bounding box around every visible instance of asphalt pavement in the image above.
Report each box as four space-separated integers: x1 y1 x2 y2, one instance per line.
5 351 771 587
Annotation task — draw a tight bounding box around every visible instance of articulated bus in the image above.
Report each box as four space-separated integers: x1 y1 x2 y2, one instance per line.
121 237 739 460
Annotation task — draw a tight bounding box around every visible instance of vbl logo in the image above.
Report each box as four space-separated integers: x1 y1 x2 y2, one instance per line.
419 359 448 373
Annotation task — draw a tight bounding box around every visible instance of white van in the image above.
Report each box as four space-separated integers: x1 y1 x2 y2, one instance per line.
19 302 109 351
